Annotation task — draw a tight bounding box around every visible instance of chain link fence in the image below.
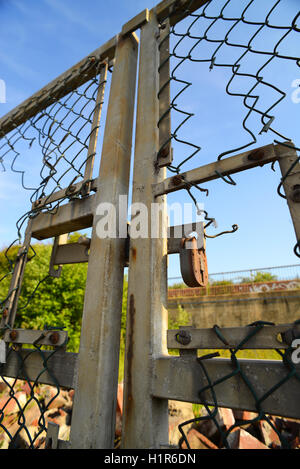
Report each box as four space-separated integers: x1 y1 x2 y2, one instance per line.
0 54 111 448
160 0 300 450
0 0 299 450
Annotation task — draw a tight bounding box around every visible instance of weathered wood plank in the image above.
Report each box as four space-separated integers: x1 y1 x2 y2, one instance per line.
53 242 89 265
31 179 98 211
167 221 204 253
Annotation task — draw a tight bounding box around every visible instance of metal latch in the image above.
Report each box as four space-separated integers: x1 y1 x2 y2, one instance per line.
179 236 208 288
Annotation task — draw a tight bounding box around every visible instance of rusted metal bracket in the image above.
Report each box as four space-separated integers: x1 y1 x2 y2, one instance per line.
2 328 68 347
168 221 207 287
179 237 208 287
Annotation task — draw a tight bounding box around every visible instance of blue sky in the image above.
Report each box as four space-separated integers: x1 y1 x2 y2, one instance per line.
0 0 299 281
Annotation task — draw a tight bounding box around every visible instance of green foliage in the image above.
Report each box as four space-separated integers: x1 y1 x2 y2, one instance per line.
168 305 191 356
240 271 277 284
210 280 233 286
0 240 88 353
169 282 186 289
168 304 191 330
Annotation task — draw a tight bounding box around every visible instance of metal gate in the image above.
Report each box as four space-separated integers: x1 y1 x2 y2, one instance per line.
0 0 300 449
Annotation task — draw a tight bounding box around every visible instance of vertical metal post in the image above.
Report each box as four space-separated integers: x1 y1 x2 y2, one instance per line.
1 221 32 329
157 17 172 167
83 62 108 189
122 11 169 449
276 143 300 244
69 33 138 449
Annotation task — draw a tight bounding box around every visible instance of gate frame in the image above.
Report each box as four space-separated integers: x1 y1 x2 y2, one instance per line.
0 0 299 450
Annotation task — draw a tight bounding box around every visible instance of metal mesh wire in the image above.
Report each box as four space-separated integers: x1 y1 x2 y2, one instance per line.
0 0 300 450
0 57 108 237
0 55 108 321
157 0 300 450
158 0 300 251
0 342 68 449
0 57 109 448
177 320 300 449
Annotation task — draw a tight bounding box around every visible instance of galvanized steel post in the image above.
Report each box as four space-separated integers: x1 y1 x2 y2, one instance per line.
122 10 169 449
69 33 138 449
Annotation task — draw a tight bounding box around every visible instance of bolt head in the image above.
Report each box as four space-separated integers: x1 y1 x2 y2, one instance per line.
158 146 169 159
248 150 264 161
172 175 183 186
291 185 300 203
10 330 18 341
49 331 60 345
175 329 191 345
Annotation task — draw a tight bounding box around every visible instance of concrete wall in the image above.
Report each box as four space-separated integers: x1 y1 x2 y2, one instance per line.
168 289 300 328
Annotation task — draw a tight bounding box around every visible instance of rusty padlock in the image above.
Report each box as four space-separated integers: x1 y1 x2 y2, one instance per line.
179 237 208 288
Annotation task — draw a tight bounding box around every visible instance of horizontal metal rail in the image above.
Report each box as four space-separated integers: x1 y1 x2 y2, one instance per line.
2 347 300 419
3 328 68 347
31 178 98 211
153 143 279 197
1 348 77 389
153 356 300 419
31 194 96 240
155 0 210 25
167 324 296 350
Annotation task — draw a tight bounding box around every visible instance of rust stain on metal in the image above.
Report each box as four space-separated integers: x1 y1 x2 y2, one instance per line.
49 331 60 345
157 146 169 159
9 330 18 341
248 149 264 161
125 294 135 418
291 185 300 203
131 247 137 262
179 237 208 288
171 174 183 186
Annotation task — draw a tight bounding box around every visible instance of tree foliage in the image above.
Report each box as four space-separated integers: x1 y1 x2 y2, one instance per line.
0 238 87 352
